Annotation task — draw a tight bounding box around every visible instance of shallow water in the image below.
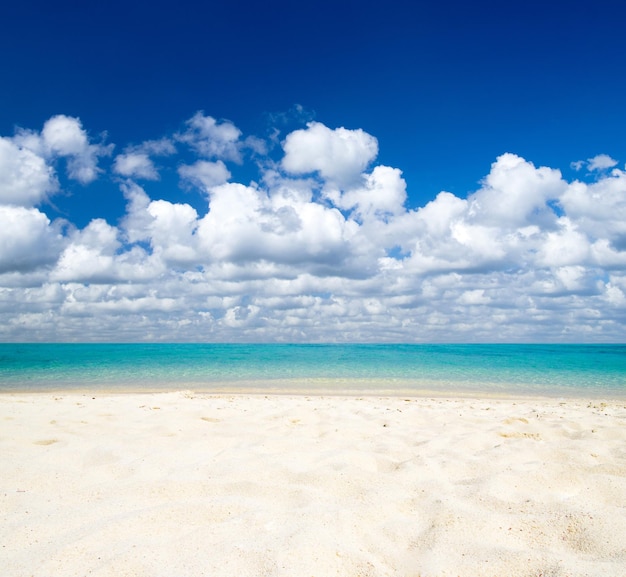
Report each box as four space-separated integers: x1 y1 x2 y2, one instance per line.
1 343 625 397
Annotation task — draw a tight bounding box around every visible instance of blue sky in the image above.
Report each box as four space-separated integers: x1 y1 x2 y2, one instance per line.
1 0 626 342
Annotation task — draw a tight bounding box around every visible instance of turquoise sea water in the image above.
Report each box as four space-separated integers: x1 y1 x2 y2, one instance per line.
1 344 625 398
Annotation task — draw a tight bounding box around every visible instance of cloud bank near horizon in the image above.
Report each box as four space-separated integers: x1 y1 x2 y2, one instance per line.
1 113 626 342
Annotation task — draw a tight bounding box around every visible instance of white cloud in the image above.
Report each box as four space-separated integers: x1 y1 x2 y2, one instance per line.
178 160 231 191
3 113 626 342
0 205 64 272
457 289 490 305
587 154 618 171
120 182 198 267
536 217 590 268
177 112 242 162
281 122 378 186
326 165 407 221
51 217 165 284
113 138 176 180
571 154 619 173
119 181 155 245
0 137 58 206
468 153 565 228
603 282 626 307
13 114 112 184
243 135 267 156
559 168 626 245
145 200 199 265
41 115 112 183
114 152 159 180
51 219 121 283
41 114 90 156
194 181 360 268
136 138 176 156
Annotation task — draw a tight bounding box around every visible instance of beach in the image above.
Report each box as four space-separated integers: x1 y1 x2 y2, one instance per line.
1 391 625 577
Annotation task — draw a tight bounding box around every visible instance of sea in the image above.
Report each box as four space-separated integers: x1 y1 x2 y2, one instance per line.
1 343 625 398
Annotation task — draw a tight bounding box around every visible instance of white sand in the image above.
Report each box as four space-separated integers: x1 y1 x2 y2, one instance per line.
1 391 626 577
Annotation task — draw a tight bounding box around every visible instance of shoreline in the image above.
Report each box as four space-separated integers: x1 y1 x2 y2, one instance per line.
2 380 626 401
2 390 625 576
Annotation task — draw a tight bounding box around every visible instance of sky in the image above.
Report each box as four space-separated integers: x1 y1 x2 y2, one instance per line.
1 0 626 342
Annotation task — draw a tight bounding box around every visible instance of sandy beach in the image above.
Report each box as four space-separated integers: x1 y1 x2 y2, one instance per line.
1 391 625 577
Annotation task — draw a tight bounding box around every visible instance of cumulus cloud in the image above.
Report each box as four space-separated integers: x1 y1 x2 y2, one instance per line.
282 122 378 186
571 154 618 173
325 165 407 221
0 137 58 206
12 114 112 185
193 181 360 269
41 114 91 156
587 154 618 171
137 138 176 156
0 115 114 277
41 115 112 183
468 153 566 228
176 112 243 162
0 206 64 272
114 152 159 180
178 160 231 191
113 138 176 180
559 168 626 248
120 182 199 269
51 219 122 283
2 113 626 342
